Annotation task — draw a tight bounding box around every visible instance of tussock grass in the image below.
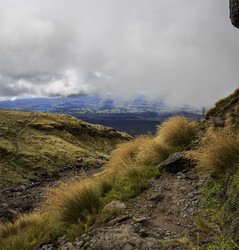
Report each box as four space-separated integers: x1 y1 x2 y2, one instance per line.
137 139 173 165
0 213 49 249
156 116 197 149
188 128 239 175
46 180 102 226
109 136 148 163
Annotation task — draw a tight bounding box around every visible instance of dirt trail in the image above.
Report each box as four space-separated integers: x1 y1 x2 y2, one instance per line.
0 113 36 167
64 170 204 250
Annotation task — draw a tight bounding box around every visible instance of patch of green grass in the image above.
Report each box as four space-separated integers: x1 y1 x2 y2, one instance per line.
0 109 130 187
199 170 239 248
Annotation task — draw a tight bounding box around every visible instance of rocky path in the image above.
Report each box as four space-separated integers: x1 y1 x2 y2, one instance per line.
55 170 204 250
0 113 36 167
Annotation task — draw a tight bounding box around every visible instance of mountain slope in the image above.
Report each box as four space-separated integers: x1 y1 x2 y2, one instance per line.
0 109 131 187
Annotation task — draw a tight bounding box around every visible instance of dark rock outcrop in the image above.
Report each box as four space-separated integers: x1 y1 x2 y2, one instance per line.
159 152 192 173
230 0 239 29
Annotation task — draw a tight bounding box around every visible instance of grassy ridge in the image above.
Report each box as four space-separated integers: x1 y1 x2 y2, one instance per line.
0 109 131 187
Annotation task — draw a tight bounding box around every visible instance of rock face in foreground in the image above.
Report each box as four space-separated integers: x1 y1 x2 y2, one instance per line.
230 0 239 28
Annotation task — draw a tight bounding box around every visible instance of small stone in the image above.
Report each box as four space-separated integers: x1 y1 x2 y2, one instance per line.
132 216 147 223
61 242 75 250
183 214 187 218
84 242 90 248
133 223 142 228
196 180 205 188
75 241 84 247
177 172 186 179
149 193 164 202
106 200 126 210
139 228 146 234
58 236 67 244
2 203 8 208
41 244 53 250
188 193 194 198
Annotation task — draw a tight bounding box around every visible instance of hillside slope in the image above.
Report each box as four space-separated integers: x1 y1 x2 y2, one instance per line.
0 109 131 188
2 89 239 249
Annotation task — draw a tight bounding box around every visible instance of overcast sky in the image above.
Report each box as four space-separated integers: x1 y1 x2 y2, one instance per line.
0 0 238 107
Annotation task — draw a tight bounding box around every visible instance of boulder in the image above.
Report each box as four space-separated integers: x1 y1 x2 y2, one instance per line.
159 152 192 173
230 0 239 29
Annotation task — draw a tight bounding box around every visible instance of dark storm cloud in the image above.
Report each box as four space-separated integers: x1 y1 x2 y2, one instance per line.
0 0 238 106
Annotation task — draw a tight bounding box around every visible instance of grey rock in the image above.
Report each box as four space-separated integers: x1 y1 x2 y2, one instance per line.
83 241 90 248
2 203 8 208
149 192 164 202
75 241 84 247
230 0 239 28
196 179 205 188
106 200 126 210
60 242 75 250
159 152 192 173
177 172 186 179
41 244 53 250
139 228 146 234
58 236 67 244
132 216 147 223
188 192 194 198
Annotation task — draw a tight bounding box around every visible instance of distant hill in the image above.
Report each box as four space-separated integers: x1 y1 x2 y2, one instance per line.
0 109 131 187
0 96 203 135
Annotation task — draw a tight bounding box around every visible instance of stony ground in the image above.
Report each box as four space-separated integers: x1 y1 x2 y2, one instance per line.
0 157 205 249
0 160 103 223
49 169 205 250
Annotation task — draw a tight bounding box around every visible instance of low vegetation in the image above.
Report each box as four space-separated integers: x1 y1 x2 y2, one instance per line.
205 88 239 118
187 123 239 248
188 128 239 176
0 115 198 249
4 103 239 249
0 109 131 187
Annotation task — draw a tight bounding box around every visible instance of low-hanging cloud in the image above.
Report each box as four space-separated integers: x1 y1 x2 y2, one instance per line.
0 0 238 107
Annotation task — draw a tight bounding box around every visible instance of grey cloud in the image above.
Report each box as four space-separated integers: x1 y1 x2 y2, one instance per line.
0 0 238 107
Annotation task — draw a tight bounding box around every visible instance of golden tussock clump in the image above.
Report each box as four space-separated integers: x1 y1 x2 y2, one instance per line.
156 116 198 149
44 178 103 227
188 128 239 176
136 138 172 165
0 213 49 249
